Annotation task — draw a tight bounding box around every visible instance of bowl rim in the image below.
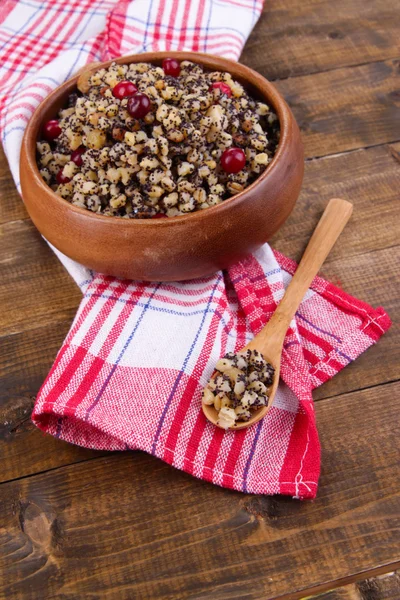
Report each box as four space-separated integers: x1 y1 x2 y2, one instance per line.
22 50 293 228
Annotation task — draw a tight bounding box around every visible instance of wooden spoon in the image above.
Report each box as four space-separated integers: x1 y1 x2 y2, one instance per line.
202 197 353 430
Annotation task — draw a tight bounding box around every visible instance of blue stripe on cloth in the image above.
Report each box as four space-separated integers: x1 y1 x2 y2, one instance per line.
151 274 223 454
242 419 263 492
84 283 161 420
0 25 80 47
336 349 352 362
295 312 342 343
141 0 155 53
204 0 213 52
84 291 222 318
83 291 251 341
65 2 108 79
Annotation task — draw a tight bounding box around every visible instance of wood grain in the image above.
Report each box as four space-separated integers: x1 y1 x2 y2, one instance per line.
0 321 104 484
0 146 28 225
0 381 398 600
272 142 400 262
0 219 81 337
1 3 400 597
313 246 399 399
241 0 400 80
275 59 400 159
312 571 400 600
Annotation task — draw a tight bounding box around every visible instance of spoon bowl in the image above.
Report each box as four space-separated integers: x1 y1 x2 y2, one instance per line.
202 351 280 429
202 198 353 430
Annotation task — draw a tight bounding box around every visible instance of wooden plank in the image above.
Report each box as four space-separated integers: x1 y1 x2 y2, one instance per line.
0 219 81 337
312 245 399 399
274 59 400 159
0 381 398 600
0 146 28 225
272 143 400 262
312 571 400 600
0 321 105 484
241 0 400 80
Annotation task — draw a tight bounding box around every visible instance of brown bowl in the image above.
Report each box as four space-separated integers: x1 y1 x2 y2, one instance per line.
20 51 304 281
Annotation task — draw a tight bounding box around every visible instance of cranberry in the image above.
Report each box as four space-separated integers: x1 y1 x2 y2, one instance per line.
162 58 180 77
210 81 232 97
43 119 61 141
152 213 168 219
71 146 85 166
127 92 151 119
220 147 246 173
112 80 138 99
56 170 71 184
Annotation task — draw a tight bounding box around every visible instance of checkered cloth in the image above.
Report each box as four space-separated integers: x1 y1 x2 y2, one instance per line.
0 1 391 498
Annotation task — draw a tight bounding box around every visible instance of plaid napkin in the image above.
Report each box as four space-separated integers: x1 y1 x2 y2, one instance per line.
0 0 391 498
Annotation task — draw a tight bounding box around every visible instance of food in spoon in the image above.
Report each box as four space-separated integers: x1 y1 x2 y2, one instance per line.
36 59 279 218
202 349 275 429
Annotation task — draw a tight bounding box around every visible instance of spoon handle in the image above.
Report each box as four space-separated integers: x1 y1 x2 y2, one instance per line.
266 198 353 338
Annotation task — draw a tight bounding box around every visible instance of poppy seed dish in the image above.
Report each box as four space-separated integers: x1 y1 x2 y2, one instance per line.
36 59 279 218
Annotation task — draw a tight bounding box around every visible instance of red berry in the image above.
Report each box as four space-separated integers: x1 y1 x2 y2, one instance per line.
43 119 61 141
152 213 168 219
210 81 232 98
71 146 85 166
112 80 138 99
56 170 71 184
220 147 246 173
127 92 151 119
162 58 180 77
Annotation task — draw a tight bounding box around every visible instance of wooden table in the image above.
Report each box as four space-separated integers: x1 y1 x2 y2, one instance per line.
1 2 399 598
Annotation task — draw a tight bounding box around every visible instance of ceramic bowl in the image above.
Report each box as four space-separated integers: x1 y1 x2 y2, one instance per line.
20 51 304 281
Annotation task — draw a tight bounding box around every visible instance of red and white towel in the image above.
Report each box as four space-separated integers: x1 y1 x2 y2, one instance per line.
0 0 391 498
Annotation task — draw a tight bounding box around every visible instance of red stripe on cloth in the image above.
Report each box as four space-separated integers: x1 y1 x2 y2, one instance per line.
297 323 334 355
3 113 29 126
279 411 320 500
182 412 207 474
104 3 129 59
35 343 71 422
163 376 199 464
192 0 206 52
64 355 105 412
153 0 167 50
222 430 247 487
67 278 114 341
41 345 88 413
79 281 132 349
190 300 232 481
177 0 192 49
202 427 224 482
95 286 147 360
87 31 105 63
0 0 17 24
163 293 228 463
165 0 180 50
302 347 322 368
